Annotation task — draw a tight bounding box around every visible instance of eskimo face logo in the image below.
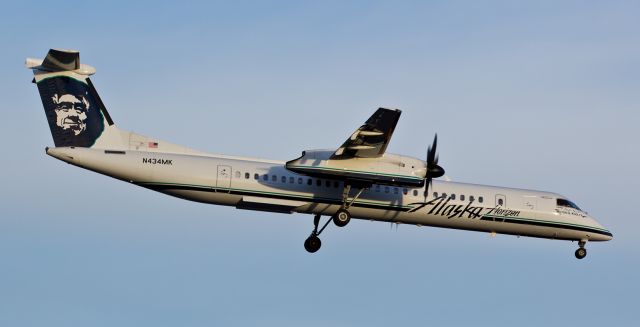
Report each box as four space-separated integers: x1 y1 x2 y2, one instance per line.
52 93 90 135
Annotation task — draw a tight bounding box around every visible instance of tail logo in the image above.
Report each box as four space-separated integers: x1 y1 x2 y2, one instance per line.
52 93 90 135
37 76 105 147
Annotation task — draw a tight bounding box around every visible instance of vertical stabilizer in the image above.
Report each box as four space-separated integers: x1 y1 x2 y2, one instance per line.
27 49 118 148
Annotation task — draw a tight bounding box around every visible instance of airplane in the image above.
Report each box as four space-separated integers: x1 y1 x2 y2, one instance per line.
26 49 612 259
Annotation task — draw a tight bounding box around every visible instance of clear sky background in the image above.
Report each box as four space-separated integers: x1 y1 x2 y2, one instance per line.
1 1 639 326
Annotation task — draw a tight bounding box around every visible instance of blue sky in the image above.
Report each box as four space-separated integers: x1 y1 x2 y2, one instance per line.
1 1 639 326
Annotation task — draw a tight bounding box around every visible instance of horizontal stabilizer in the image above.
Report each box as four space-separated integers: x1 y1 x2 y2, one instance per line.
43 49 79 71
26 49 96 75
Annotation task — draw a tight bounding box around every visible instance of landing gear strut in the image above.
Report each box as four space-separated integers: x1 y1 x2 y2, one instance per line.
575 240 587 259
304 214 332 253
331 182 367 227
304 182 369 253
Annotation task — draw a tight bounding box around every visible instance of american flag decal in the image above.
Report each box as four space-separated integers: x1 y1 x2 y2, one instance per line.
148 141 158 148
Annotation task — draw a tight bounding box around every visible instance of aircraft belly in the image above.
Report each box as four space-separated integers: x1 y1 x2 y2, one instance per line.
158 188 241 206
415 213 595 241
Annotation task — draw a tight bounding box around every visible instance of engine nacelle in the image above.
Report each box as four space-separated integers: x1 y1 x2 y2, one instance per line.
285 149 426 187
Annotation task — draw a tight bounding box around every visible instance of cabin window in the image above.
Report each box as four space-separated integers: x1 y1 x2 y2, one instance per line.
272 175 277 182
498 198 504 206
254 173 259 180
403 188 408 195
479 196 484 203
385 186 390 193
289 177 295 183
281 176 287 183
434 192 438 198
298 177 303 184
557 198 581 210
469 195 475 202
245 172 250 179
307 178 313 186
460 194 465 201
263 174 268 181
325 180 331 187
376 185 381 192
316 179 322 186
442 193 447 199
235 171 241 178
393 188 399 194
451 194 456 200
413 190 418 196
334 181 340 188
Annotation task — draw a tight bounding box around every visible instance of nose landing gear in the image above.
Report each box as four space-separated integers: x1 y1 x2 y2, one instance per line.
575 240 587 259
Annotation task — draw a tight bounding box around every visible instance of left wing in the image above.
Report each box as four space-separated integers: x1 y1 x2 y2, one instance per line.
331 108 401 159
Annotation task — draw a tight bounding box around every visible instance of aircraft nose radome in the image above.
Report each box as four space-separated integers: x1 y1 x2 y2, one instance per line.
592 221 613 241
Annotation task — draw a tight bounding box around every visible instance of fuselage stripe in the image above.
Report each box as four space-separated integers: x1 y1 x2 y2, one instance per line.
138 181 612 237
480 216 612 237
138 182 413 210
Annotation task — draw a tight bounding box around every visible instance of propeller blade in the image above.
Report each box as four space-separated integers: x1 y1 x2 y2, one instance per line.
427 134 437 166
431 134 437 161
423 177 431 202
423 133 443 202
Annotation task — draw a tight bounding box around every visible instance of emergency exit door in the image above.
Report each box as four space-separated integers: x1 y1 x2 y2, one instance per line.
216 165 232 192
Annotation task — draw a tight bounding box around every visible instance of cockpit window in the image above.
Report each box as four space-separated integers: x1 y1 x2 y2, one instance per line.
557 198 581 210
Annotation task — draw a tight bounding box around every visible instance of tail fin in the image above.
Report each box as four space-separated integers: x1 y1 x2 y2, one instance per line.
27 49 115 148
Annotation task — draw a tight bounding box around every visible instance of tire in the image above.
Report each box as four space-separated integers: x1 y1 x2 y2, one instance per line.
333 209 351 227
304 235 321 253
575 248 587 259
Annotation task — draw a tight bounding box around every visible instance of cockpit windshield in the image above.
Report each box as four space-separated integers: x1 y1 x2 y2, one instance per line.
557 198 581 211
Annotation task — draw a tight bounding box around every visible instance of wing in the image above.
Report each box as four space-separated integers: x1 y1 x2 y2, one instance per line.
331 108 401 159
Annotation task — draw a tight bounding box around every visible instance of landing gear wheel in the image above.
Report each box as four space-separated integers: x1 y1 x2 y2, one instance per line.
333 209 351 227
304 235 321 253
575 247 587 259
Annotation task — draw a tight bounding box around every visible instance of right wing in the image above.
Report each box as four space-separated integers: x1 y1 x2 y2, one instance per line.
331 108 401 159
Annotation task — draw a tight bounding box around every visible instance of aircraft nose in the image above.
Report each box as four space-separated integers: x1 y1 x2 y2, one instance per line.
589 216 613 241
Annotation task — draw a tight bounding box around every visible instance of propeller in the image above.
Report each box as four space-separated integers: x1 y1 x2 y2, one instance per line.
423 134 445 202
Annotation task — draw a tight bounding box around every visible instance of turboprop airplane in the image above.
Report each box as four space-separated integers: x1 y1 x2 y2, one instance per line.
27 49 612 259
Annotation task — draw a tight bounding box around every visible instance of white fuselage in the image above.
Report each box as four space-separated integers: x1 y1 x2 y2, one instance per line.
46 146 612 243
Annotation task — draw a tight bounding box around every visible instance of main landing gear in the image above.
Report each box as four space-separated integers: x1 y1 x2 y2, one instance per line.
304 182 368 253
575 240 587 259
332 183 367 227
304 214 329 253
